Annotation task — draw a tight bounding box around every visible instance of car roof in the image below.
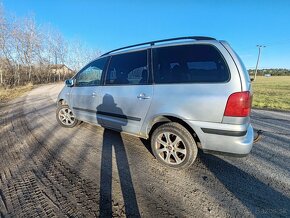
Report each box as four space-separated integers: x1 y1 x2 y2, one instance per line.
100 36 217 57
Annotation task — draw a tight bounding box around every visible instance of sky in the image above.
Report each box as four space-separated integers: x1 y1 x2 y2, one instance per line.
2 0 290 69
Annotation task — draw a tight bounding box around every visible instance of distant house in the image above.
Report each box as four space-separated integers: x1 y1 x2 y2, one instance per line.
51 64 74 76
264 74 271 77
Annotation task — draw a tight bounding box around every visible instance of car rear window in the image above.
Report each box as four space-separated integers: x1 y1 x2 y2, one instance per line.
153 44 230 84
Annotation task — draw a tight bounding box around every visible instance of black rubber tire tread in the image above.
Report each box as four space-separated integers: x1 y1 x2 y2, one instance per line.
56 105 80 128
151 122 198 169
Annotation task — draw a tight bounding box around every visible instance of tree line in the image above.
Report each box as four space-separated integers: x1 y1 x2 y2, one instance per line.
248 69 290 76
0 5 100 87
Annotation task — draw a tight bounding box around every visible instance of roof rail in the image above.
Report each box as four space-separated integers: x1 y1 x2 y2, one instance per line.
101 36 215 56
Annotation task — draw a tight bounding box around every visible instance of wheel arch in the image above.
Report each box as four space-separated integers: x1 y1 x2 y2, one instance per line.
57 99 68 107
147 115 201 147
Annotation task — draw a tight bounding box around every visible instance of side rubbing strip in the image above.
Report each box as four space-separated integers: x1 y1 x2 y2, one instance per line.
73 107 141 121
201 128 247 137
73 107 95 114
96 111 141 121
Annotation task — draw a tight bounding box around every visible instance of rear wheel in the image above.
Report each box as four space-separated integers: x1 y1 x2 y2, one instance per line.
151 122 198 169
56 105 80 128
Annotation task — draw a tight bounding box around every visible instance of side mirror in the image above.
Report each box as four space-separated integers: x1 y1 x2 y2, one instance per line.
65 79 74 87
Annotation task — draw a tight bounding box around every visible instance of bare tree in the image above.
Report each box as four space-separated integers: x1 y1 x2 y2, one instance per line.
0 5 100 87
0 5 12 85
12 16 42 83
0 5 5 85
42 27 68 81
67 39 101 72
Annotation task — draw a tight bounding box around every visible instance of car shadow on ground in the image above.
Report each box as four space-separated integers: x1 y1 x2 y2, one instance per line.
97 94 140 217
140 137 290 217
198 152 290 217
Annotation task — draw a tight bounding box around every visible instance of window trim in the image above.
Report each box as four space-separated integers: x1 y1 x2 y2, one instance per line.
152 43 231 85
102 55 111 86
149 48 154 84
103 49 152 86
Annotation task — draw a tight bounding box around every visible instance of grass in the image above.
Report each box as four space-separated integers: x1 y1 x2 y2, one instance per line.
252 76 290 111
0 83 34 103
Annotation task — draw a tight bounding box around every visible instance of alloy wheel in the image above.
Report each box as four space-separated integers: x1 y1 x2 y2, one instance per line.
155 131 187 165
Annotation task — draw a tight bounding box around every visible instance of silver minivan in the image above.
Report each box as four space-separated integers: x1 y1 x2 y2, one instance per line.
56 36 254 169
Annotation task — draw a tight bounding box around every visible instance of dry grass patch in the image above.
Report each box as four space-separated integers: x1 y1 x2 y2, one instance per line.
0 83 33 102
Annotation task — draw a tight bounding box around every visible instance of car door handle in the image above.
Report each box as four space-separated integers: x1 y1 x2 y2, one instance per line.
92 92 96 97
137 93 150 100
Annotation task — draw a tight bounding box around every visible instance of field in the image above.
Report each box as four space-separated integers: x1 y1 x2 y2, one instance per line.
0 83 33 102
252 76 290 111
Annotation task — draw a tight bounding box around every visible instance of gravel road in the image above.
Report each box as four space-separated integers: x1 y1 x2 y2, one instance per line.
0 84 289 217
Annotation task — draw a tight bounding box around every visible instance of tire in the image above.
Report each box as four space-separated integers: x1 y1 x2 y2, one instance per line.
56 105 80 128
151 122 198 169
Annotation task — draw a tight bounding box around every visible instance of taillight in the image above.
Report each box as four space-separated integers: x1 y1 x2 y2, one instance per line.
224 91 252 117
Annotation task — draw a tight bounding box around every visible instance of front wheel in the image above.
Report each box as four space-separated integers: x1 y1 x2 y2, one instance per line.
151 122 198 169
56 105 80 128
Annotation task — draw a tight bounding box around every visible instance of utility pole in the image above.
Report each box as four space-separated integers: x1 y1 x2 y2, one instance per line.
253 45 266 81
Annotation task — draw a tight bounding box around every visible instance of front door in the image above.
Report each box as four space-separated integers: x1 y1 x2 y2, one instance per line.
70 57 109 125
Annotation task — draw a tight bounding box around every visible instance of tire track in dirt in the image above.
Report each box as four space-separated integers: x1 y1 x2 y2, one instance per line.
0 84 289 217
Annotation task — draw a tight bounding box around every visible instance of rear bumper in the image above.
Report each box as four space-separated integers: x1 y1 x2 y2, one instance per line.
187 120 254 155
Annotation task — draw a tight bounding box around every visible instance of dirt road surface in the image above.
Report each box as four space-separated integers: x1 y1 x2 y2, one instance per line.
0 84 289 217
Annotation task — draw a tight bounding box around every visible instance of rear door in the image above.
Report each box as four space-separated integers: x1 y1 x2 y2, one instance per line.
70 57 108 124
150 44 232 123
98 49 153 135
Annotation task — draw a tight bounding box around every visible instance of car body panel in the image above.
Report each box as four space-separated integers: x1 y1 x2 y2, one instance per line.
70 86 103 125
98 85 153 134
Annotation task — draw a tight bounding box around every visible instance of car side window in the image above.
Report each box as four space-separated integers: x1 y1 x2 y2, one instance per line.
76 57 108 87
105 50 148 85
153 44 230 84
